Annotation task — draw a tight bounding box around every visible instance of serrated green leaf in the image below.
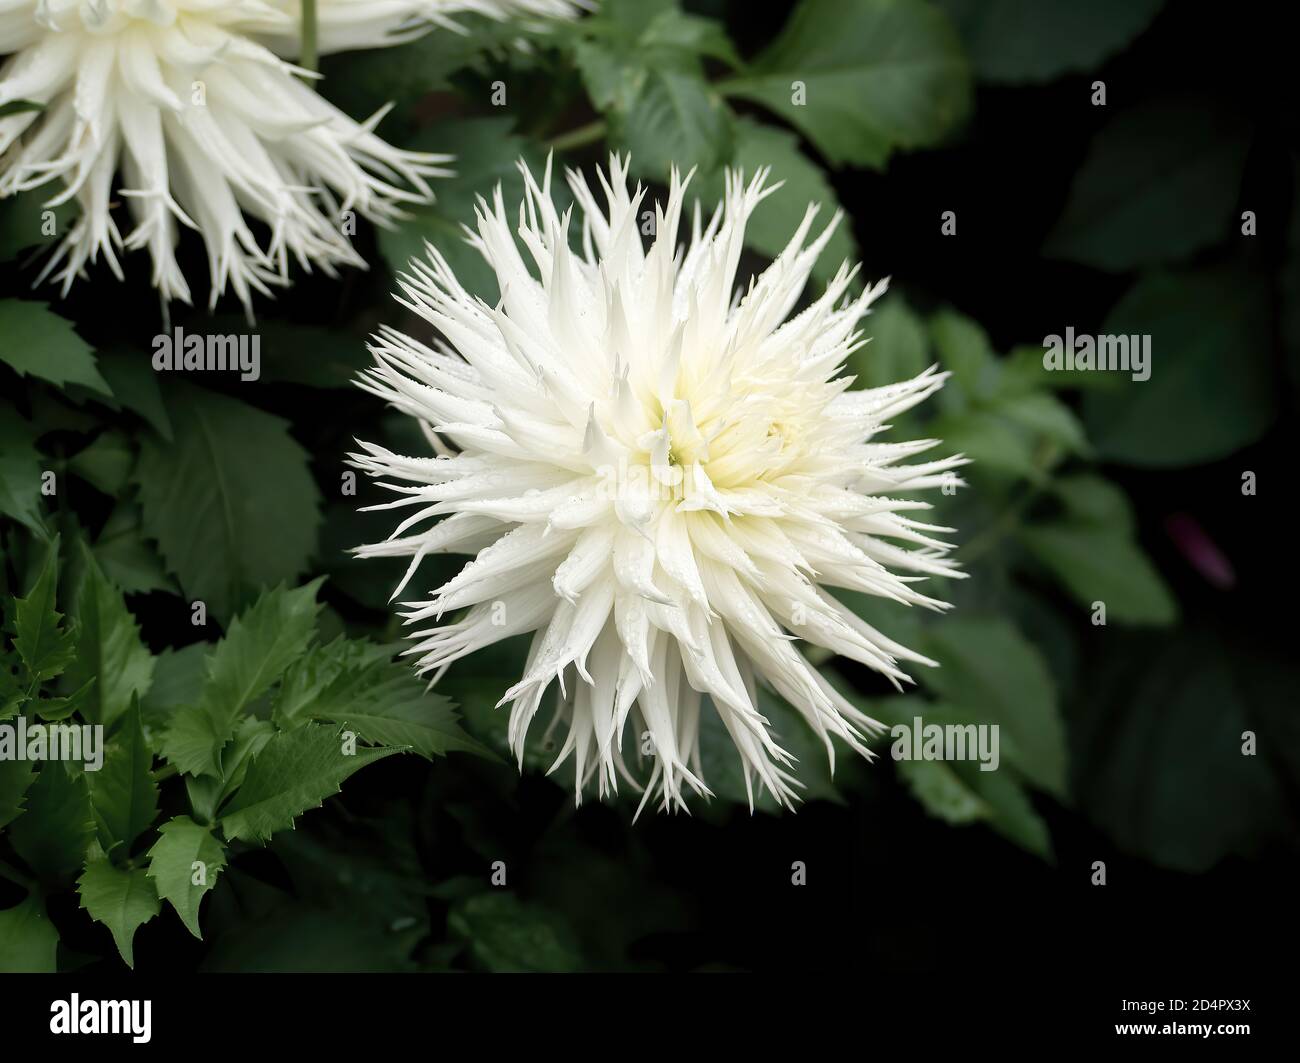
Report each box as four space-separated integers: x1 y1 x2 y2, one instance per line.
0 408 46 535
0 300 110 395
721 0 971 169
9 760 94 883
276 637 486 760
0 757 36 830
68 549 154 728
160 581 321 776
76 857 160 968
135 383 321 624
89 698 159 856
145 816 226 939
219 725 403 844
11 537 75 684
609 67 734 179
0 894 60 973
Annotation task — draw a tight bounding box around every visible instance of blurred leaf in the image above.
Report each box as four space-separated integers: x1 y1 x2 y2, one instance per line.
76 855 159 968
1045 100 1249 271
67 431 134 496
722 0 971 169
1082 269 1275 466
92 503 174 597
0 190 76 262
145 816 226 939
918 615 1068 797
1073 627 1292 871
94 349 173 439
0 894 59 973
1018 474 1177 626
135 383 321 623
0 301 110 395
449 892 584 973
696 118 855 285
219 724 402 844
851 293 929 389
938 0 1164 83
68 550 154 728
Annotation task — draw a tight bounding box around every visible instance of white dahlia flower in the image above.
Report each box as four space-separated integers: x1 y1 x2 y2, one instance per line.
0 1 581 310
353 156 966 814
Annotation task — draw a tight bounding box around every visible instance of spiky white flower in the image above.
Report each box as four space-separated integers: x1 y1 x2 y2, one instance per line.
0 0 581 310
353 156 966 814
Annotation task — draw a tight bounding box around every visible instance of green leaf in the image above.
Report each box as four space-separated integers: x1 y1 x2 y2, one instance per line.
1018 476 1177 626
850 293 929 390
1082 269 1276 466
696 118 856 286
721 0 972 169
867 695 1053 858
9 761 94 883
1073 627 1292 871
138 643 207 730
0 99 44 118
76 857 160 968
938 0 1164 84
609 67 734 179
145 816 227 939
918 616 1068 797
277 638 484 760
1044 100 1249 271
0 189 76 262
92 502 174 597
0 894 60 973
0 408 46 535
449 892 584 973
378 117 549 304
160 581 321 776
68 430 134 496
0 757 36 830
219 724 403 844
68 549 154 728
89 698 159 856
11 537 75 684
0 301 110 395
135 383 321 623
95 349 173 440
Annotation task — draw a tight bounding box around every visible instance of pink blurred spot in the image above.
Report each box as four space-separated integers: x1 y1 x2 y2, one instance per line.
1164 513 1236 589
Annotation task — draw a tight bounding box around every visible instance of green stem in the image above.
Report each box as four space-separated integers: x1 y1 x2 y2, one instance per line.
547 119 607 154
300 0 319 74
